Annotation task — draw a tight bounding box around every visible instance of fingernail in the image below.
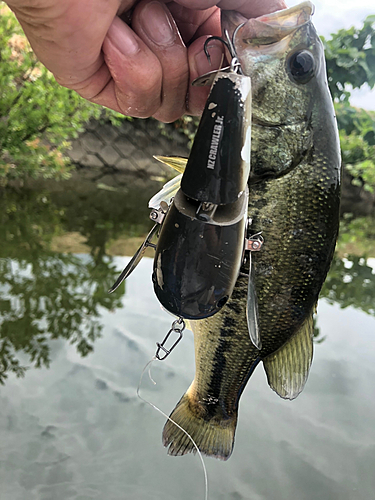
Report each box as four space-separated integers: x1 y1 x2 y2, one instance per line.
195 43 223 75
107 16 140 56
141 1 175 46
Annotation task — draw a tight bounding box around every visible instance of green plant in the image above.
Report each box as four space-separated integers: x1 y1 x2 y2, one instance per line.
0 6 113 183
324 13 375 193
334 102 375 191
337 214 375 256
323 15 375 101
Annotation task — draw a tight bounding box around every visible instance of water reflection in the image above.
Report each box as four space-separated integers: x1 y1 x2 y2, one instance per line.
0 179 375 500
0 255 121 383
0 178 375 384
0 177 159 383
321 255 375 316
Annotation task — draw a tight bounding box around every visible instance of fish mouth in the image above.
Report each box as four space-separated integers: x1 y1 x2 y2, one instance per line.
222 1 314 46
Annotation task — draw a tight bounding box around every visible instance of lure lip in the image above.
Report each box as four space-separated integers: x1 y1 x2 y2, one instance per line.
108 224 159 293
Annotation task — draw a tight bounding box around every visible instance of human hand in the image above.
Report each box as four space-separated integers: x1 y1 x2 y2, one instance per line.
6 0 286 121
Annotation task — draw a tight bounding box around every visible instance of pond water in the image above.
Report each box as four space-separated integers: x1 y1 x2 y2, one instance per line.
0 176 374 500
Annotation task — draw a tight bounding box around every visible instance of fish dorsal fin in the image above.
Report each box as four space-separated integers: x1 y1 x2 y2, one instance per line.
153 156 188 173
263 313 314 400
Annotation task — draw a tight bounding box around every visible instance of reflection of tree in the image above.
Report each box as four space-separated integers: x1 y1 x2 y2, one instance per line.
0 186 138 383
0 255 123 383
312 318 325 344
321 255 375 316
1 176 158 258
1 180 374 382
49 175 160 261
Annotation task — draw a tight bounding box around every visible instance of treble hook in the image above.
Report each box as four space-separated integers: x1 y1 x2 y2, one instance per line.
203 26 245 74
204 36 232 65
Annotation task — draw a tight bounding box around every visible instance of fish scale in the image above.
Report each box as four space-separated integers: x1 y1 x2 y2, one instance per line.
251 159 340 354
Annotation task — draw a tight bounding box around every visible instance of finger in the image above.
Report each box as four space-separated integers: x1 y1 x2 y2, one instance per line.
92 16 163 117
194 6 221 39
131 0 189 123
187 37 224 116
10 0 132 85
173 0 287 18
217 0 287 18
165 3 219 43
171 0 219 9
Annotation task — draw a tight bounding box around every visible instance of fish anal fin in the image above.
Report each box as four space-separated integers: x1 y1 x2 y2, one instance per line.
263 313 314 400
162 387 237 461
153 156 188 173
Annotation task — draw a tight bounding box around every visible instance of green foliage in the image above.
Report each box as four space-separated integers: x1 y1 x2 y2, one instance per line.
337 214 375 256
336 102 375 192
323 15 375 101
309 17 375 193
0 8 106 183
336 102 375 144
168 116 199 149
0 175 163 382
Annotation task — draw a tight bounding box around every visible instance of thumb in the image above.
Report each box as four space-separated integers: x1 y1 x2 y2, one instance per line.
92 16 163 117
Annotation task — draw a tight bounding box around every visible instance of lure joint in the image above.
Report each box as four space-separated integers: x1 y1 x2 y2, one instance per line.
149 202 169 225
245 233 264 252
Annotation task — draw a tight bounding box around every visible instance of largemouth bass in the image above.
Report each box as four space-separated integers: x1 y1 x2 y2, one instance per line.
162 1 341 460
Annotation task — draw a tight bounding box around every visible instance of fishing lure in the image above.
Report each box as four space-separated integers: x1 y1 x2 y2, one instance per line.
109 33 263 350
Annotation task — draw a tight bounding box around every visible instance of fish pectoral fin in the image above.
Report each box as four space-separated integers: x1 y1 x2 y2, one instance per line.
246 253 262 350
162 388 237 461
263 312 314 400
153 155 188 173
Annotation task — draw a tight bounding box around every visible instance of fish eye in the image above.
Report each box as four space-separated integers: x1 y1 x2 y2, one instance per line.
287 50 315 84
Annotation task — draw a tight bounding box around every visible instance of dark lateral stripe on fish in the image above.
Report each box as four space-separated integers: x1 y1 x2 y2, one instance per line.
202 315 246 419
225 300 243 314
222 315 237 331
205 339 228 418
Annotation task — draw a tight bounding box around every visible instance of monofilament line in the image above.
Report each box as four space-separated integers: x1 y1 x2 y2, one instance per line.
137 357 209 500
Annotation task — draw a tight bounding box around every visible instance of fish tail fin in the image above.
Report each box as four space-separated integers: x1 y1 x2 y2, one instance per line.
162 389 237 461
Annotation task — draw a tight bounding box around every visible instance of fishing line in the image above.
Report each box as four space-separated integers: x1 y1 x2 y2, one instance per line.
137 357 209 500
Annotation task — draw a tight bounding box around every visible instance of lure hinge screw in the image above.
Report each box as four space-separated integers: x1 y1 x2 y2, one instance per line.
245 233 264 252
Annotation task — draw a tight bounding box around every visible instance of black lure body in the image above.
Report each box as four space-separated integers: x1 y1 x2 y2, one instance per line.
109 66 255 325
152 70 252 319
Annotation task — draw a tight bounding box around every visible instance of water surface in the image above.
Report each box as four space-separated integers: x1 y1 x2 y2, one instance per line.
0 178 374 500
